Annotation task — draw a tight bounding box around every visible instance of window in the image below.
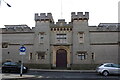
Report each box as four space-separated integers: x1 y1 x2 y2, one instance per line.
78 32 84 43
39 32 44 43
3 62 11 66
111 64 120 68
2 42 9 48
56 34 67 43
29 53 32 60
91 53 94 60
77 52 87 60
104 64 112 67
3 62 17 66
10 62 17 66
38 54 45 59
38 54 41 59
37 52 45 60
41 55 45 59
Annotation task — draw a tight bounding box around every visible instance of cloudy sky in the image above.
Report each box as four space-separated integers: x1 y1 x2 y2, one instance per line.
0 0 119 28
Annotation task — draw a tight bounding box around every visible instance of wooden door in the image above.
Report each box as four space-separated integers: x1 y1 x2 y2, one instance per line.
56 49 67 68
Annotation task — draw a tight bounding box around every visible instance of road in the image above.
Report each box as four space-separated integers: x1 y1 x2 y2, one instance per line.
2 70 120 80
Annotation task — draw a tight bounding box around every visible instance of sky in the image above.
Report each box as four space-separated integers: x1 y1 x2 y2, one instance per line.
0 0 119 28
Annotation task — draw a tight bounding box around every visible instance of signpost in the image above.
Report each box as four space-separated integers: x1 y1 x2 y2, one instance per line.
19 45 26 77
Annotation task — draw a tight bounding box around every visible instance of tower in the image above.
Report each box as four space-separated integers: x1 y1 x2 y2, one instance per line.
71 12 91 65
33 13 54 67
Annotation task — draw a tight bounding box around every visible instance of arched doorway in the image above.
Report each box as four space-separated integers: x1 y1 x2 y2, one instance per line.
56 49 67 68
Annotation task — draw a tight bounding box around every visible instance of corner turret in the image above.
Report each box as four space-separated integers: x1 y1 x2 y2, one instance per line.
71 12 89 22
35 13 54 23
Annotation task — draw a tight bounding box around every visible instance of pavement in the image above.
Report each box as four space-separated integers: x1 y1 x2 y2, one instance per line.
30 69 96 73
1 69 96 79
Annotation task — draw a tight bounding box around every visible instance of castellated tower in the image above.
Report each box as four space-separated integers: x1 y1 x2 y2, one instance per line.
33 13 54 66
71 12 91 64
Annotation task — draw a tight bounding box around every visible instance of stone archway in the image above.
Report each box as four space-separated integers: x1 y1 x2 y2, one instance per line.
56 49 67 68
52 46 71 68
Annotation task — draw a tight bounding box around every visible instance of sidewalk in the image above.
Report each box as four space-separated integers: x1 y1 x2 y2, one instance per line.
2 69 96 79
2 73 35 79
30 69 96 73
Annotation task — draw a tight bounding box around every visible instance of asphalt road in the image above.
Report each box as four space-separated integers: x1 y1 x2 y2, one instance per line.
2 70 120 80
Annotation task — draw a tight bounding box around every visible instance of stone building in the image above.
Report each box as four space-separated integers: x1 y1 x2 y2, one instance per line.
1 12 119 69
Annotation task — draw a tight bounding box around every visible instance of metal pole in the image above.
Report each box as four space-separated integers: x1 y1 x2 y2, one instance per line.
20 55 23 77
2 0 11 7
61 0 63 19
0 0 1 6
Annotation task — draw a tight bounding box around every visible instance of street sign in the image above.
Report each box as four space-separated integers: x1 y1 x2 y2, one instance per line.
19 46 26 77
19 46 26 55
20 52 26 55
19 46 26 52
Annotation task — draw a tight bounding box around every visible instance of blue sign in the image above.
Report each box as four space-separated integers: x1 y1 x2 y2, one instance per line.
19 46 26 52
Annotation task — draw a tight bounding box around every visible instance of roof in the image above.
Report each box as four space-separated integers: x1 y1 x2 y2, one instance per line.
98 23 120 27
4 25 29 28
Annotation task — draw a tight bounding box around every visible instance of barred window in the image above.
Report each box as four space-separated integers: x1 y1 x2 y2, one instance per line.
56 34 67 43
77 52 87 60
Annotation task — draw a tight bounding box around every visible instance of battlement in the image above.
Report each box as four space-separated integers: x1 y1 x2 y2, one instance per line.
71 12 89 21
56 19 67 26
35 13 54 22
50 19 72 28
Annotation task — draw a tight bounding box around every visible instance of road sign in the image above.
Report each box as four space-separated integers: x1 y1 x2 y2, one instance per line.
19 46 26 55
19 46 26 77
19 46 26 52
20 52 26 55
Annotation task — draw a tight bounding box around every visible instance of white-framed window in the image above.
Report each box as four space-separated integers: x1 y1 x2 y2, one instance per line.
78 32 84 43
77 52 87 60
39 32 44 43
56 34 67 43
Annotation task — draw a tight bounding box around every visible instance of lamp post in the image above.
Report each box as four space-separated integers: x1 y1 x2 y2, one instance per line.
1 0 11 7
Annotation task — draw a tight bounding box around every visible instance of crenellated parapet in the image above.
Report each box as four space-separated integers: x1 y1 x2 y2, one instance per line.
50 19 73 32
71 12 89 21
35 13 54 23
50 19 72 28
